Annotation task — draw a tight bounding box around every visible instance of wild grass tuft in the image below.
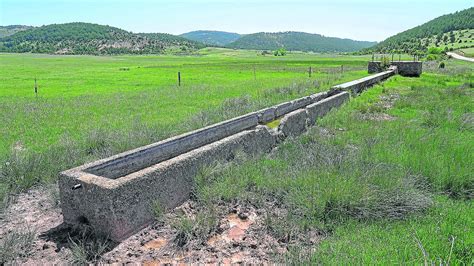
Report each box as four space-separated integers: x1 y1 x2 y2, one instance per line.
68 227 111 264
0 228 36 264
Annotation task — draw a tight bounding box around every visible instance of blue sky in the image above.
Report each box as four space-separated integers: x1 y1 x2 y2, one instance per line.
0 0 472 41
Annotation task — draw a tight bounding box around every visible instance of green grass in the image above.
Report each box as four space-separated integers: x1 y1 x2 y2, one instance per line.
313 197 473 264
1 49 472 263
460 47 474 58
0 50 370 154
0 49 373 209
194 59 473 263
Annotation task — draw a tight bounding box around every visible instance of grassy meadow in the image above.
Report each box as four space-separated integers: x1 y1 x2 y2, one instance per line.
194 59 473 263
0 49 376 208
0 48 472 263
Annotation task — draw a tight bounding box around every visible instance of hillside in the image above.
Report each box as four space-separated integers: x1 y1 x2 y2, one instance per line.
0 23 204 55
368 7 474 53
180 30 241 46
0 25 34 38
226 31 376 52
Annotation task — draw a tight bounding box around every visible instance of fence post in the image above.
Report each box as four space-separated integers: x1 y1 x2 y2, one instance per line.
178 72 181 86
309 66 312 78
34 77 38 97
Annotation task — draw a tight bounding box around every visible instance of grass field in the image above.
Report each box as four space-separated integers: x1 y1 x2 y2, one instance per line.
0 49 472 263
459 47 474 58
0 49 379 208
194 59 473 263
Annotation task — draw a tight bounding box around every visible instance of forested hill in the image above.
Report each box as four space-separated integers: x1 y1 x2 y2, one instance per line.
367 7 474 53
0 25 34 38
0 23 205 55
226 31 376 52
180 30 241 46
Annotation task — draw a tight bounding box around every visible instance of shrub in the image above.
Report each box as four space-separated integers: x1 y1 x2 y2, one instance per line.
380 56 390 69
438 62 445 69
274 48 287 56
426 54 438 61
427 47 442 55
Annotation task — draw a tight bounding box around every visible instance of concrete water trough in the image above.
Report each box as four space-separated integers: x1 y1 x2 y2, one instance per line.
59 67 396 241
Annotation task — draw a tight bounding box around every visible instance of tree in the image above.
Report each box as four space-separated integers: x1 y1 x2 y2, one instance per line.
449 32 456 43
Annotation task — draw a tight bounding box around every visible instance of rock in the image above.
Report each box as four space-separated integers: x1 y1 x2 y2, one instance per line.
238 212 248 220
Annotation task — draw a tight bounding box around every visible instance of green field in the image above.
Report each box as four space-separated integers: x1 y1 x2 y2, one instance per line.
0 49 371 153
0 49 377 206
459 47 474 58
195 59 474 263
0 49 472 263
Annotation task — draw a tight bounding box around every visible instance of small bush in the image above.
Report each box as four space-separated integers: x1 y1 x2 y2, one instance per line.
438 62 445 69
274 48 287 56
426 54 438 61
427 47 443 55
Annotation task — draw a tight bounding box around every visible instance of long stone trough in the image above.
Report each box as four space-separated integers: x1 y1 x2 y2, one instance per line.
59 65 399 241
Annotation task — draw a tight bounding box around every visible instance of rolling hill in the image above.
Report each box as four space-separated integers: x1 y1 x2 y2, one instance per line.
226 31 377 52
0 22 205 55
180 30 241 46
367 7 474 53
0 25 34 38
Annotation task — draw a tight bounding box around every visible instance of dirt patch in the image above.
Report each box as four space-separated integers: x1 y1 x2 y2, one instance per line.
1 187 322 264
0 186 71 264
360 112 397 121
358 93 399 121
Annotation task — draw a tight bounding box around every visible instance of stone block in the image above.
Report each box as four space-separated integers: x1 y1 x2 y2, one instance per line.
278 109 308 138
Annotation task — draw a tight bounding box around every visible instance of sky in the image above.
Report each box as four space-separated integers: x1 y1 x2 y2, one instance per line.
0 0 472 42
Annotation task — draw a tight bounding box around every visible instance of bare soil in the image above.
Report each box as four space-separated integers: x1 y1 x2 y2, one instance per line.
0 187 321 264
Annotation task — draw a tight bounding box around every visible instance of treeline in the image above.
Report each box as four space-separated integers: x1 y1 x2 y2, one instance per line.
226 31 376 53
364 7 474 54
0 23 205 55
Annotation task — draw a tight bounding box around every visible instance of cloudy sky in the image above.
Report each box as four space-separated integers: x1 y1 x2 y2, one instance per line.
1 0 472 41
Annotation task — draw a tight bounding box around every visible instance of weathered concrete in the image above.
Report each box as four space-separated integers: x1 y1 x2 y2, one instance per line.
86 112 259 179
257 107 277 124
306 91 350 126
368 61 422 77
332 69 395 94
278 109 308 138
60 125 276 241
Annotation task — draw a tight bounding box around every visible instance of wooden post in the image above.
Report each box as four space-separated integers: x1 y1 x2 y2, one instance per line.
391 54 394 62
178 72 181 86
309 66 312 78
341 65 344 73
372 53 374 62
34 77 38 97
253 65 256 80
399 54 401 61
